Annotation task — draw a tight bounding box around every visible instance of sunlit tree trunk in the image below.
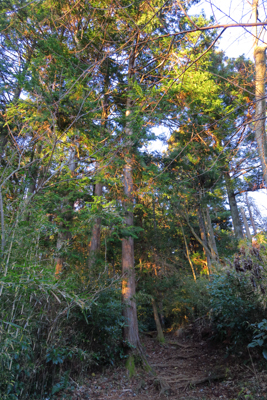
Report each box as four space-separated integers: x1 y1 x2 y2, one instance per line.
245 193 257 235
122 48 140 350
253 0 267 185
240 207 252 242
180 222 196 281
205 207 219 262
197 206 211 275
224 172 244 239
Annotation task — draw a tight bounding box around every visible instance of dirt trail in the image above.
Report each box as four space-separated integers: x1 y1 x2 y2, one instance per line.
60 333 267 400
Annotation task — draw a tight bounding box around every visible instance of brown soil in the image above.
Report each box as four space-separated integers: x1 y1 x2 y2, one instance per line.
59 333 267 400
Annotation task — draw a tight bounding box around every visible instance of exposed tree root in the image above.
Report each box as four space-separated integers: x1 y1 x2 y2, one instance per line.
167 373 225 388
165 340 190 348
153 377 173 396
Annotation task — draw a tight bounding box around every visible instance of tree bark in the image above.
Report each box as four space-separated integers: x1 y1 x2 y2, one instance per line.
246 193 257 235
55 146 77 277
88 63 109 267
122 49 140 349
205 207 219 262
240 207 252 242
88 183 102 266
180 223 196 281
253 0 267 185
183 211 213 259
197 206 211 275
152 298 165 343
224 172 244 239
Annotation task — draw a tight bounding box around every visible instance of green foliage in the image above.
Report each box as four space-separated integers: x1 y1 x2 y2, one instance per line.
82 290 126 365
248 319 267 361
208 271 265 346
165 276 210 328
0 265 124 399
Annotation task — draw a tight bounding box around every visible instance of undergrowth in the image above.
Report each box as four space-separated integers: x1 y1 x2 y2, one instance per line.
0 264 124 399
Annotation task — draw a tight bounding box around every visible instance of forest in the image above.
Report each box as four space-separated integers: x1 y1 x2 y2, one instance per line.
1 0 267 399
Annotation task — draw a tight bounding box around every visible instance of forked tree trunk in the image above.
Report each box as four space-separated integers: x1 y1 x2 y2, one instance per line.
122 49 140 350
180 222 196 281
253 0 267 185
224 172 244 239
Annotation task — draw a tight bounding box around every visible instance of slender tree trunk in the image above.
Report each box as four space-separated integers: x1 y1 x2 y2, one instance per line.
152 196 157 230
152 298 165 343
88 183 102 266
197 206 211 275
224 172 244 239
205 207 219 262
0 188 5 258
55 147 77 277
25 145 43 221
158 299 165 329
246 193 257 235
180 223 196 281
88 64 110 267
253 0 267 185
183 211 213 259
122 49 140 350
240 207 252 242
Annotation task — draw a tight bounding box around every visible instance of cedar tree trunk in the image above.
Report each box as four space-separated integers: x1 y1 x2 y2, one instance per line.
225 172 244 239
253 0 267 184
122 50 140 349
240 207 252 242
197 206 211 275
205 207 219 262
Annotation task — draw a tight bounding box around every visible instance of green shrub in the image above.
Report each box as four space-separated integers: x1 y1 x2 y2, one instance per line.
75 290 125 365
208 271 265 346
0 266 123 399
248 319 267 361
165 276 210 328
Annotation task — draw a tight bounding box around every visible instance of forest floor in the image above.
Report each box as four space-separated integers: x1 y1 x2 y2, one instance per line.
59 330 267 400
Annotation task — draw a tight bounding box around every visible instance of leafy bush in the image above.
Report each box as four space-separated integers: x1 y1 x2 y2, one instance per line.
0 265 123 399
248 319 267 360
160 276 210 329
208 270 265 346
76 290 125 365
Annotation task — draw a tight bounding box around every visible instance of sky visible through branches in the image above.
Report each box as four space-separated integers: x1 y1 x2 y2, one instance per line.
147 0 267 222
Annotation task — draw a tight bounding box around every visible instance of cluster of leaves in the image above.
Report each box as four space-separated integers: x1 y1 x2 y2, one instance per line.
0 265 124 399
208 270 265 346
